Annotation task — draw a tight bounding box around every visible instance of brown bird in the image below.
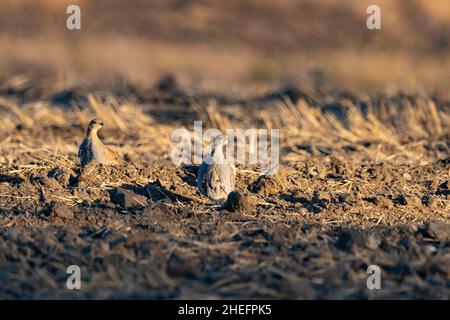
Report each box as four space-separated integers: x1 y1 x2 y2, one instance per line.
78 119 120 167
197 134 235 203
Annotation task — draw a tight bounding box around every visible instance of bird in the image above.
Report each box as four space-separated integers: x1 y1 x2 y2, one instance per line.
197 134 236 203
78 118 120 167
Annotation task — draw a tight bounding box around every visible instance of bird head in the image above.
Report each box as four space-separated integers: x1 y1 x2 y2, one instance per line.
86 118 104 134
212 134 229 147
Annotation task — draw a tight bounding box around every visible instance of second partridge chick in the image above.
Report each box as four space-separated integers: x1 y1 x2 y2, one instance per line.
197 134 236 203
78 119 120 167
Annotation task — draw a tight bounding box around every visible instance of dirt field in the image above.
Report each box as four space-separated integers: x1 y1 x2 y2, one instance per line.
0 77 448 299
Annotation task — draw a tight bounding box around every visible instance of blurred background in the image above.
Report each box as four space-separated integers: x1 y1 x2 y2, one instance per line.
1 0 450 94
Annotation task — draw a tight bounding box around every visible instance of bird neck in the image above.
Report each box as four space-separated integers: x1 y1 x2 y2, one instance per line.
211 145 225 162
87 128 100 140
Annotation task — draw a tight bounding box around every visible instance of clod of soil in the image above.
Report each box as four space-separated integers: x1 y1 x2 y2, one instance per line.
46 202 74 220
224 191 255 212
109 187 148 209
250 172 286 195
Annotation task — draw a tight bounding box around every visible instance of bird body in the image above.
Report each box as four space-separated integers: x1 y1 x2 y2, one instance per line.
78 119 120 167
197 134 235 203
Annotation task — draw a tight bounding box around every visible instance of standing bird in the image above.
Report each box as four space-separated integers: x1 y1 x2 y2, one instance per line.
197 134 235 203
78 119 120 167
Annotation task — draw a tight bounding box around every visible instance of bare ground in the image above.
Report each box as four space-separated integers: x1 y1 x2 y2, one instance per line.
0 78 449 299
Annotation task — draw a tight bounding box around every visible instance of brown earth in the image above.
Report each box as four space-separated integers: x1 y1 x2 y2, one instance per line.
0 78 448 299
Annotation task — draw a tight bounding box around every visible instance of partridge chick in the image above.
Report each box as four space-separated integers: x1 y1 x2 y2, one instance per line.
197 134 235 203
78 119 120 167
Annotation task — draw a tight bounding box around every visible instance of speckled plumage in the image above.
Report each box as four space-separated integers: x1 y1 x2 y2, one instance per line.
78 119 120 167
197 134 235 203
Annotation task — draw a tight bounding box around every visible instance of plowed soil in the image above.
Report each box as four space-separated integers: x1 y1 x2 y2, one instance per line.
0 81 449 299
